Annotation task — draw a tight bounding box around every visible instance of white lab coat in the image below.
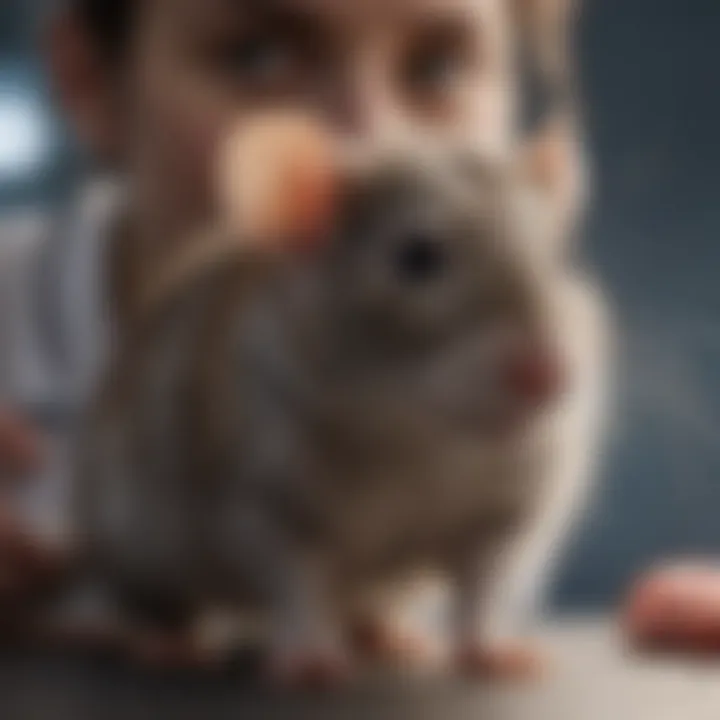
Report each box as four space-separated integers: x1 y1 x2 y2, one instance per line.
0 179 121 542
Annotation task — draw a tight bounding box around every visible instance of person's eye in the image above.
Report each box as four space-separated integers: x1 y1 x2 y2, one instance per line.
406 47 461 94
404 42 469 98
220 33 302 91
400 27 480 114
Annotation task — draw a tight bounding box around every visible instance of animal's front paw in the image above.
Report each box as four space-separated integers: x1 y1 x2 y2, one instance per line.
128 631 218 671
0 516 69 614
349 617 431 668
454 641 547 683
268 647 352 690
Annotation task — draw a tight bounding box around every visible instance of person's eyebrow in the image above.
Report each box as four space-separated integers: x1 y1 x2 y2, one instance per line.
194 0 324 39
395 0 485 23
410 14 477 40
219 0 321 25
176 0 325 46
402 11 485 66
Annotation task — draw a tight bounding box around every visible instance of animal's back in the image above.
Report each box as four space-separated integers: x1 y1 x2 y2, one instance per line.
75 237 280 605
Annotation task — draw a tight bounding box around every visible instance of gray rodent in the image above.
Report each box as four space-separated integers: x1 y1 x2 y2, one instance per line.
73 139 611 683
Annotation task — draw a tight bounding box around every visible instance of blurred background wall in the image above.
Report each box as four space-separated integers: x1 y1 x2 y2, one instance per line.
553 0 720 610
0 0 719 611
0 1 80 211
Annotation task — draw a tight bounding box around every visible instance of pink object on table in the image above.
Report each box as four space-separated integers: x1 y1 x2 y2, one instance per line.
624 562 720 654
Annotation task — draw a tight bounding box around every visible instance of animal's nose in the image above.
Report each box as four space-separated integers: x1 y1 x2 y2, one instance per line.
502 346 566 406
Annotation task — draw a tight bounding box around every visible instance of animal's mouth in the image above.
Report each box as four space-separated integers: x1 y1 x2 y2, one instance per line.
451 353 566 427
431 360 569 442
393 332 569 442
479 401 555 441
446 400 542 443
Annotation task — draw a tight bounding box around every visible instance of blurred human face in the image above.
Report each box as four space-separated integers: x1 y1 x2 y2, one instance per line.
118 0 518 255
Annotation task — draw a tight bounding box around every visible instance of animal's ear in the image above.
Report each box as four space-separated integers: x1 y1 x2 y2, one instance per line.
518 116 588 239
216 112 339 252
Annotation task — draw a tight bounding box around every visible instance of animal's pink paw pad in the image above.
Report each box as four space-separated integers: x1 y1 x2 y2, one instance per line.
130 634 215 671
350 619 429 666
268 650 351 690
455 642 547 683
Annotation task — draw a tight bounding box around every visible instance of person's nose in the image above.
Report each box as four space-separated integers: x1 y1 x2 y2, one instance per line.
320 53 402 143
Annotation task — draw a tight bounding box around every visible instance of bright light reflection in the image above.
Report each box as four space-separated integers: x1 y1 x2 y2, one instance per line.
0 85 52 181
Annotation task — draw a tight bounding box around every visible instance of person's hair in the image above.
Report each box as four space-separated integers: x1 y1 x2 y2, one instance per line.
73 0 135 58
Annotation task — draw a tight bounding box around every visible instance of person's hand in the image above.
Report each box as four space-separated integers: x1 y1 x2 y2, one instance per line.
0 505 64 606
0 410 61 622
0 409 43 479
623 562 720 656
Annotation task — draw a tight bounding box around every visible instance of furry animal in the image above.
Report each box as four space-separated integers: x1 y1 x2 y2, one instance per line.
73 133 610 685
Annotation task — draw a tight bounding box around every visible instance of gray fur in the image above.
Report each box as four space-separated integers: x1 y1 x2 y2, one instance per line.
75 148 611 665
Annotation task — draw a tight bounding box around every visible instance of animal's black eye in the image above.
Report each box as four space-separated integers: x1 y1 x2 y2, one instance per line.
394 232 446 283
